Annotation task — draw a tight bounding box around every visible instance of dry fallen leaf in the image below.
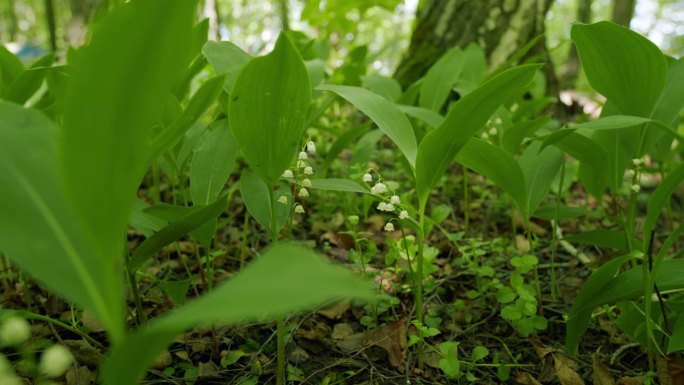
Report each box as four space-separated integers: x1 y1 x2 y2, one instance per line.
516 371 543 385
318 300 351 319
657 355 684 385
592 353 615 385
554 354 585 385
616 376 646 385
365 320 407 370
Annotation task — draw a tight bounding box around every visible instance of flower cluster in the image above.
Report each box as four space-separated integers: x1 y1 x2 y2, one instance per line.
361 170 412 233
281 139 318 215
627 157 646 194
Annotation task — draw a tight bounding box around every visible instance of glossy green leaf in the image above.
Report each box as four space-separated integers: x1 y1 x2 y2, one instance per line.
567 259 684 354
643 163 684 244
501 116 550 153
396 104 445 129
229 33 311 186
58 0 195 343
420 46 463 111
519 142 563 218
362 74 402 101
102 243 374 385
310 178 369 194
670 311 684 353
455 138 527 215
190 121 238 205
239 170 291 234
532 206 587 221
572 115 652 131
129 195 228 272
415 64 541 208
6 53 54 104
571 21 667 117
202 41 252 91
317 84 417 166
0 45 24 95
565 253 638 354
150 75 226 161
0 101 122 340
142 203 216 248
565 229 629 251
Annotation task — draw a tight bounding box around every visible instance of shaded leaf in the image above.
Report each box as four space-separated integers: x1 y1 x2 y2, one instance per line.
190 120 238 205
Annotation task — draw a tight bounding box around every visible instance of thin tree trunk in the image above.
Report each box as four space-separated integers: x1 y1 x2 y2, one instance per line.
44 0 58 52
561 0 591 88
203 0 222 41
7 0 19 41
395 0 557 95
611 0 636 28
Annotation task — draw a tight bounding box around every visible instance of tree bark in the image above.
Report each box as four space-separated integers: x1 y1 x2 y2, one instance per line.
394 0 557 95
7 0 19 41
44 0 58 52
611 0 636 28
560 0 591 88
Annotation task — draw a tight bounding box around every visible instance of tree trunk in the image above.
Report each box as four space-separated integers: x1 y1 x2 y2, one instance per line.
394 0 557 95
67 0 98 46
279 0 290 31
44 0 58 52
560 0 591 88
202 0 222 40
7 0 18 41
611 0 636 27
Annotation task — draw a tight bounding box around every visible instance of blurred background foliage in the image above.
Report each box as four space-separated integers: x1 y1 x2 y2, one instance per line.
0 0 682 91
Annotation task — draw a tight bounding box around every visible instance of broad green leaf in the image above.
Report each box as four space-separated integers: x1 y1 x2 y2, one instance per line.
455 138 527 215
643 163 684 245
396 104 445 129
6 53 54 104
501 116 550 153
670 311 684 353
317 84 417 166
142 203 217 249
571 21 667 117
415 64 541 208
240 170 291 234
532 206 587 221
565 253 637 354
229 33 311 186
321 124 369 175
190 121 238 205
0 101 122 340
362 74 402 101
202 41 252 91
519 142 563 218
420 46 463 111
565 229 630 251
59 0 196 344
542 130 608 171
128 196 228 272
454 43 486 94
310 178 369 194
438 341 461 379
102 243 374 385
572 115 652 131
129 200 166 237
0 45 24 95
150 75 226 161
645 57 684 160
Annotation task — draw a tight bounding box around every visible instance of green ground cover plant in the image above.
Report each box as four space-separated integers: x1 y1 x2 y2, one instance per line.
1 1 683 384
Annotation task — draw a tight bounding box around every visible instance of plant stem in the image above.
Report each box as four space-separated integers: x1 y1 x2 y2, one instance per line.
268 187 286 385
463 167 469 235
415 205 426 370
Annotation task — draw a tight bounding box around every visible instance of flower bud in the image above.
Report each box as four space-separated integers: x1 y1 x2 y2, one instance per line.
390 195 400 204
399 210 409 219
298 188 309 197
298 151 308 160
306 141 316 153
304 166 314 175
294 204 305 214
282 169 294 178
39 345 73 378
0 317 31 346
277 196 288 204
630 184 641 193
384 222 395 232
302 178 312 187
348 215 359 226
362 173 373 182
371 183 387 195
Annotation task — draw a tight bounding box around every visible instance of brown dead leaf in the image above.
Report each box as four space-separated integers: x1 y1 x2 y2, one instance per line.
657 355 684 385
152 350 173 369
81 311 106 333
516 372 543 385
515 235 531 253
320 231 355 249
592 353 615 385
198 361 219 378
554 354 585 385
365 320 407 370
318 300 351 319
62 340 103 367
528 337 557 382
